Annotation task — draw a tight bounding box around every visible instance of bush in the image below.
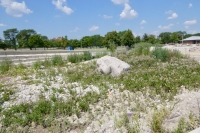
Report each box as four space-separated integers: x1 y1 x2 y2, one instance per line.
134 43 152 56
109 42 117 53
94 52 107 58
32 60 42 70
151 109 168 133
51 55 64 66
83 51 92 60
151 47 183 62
42 58 52 68
67 54 82 63
0 59 12 74
67 51 92 63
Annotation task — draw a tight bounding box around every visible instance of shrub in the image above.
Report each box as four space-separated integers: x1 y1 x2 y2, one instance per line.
67 54 82 63
67 51 92 63
51 55 64 66
32 60 42 70
151 47 183 62
94 52 107 58
134 43 152 56
109 42 117 53
83 51 92 61
0 59 12 74
42 58 52 68
151 109 168 133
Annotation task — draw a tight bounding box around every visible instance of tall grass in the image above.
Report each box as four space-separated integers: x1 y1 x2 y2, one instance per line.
0 59 12 74
51 55 64 66
67 51 92 63
134 43 152 56
151 47 183 62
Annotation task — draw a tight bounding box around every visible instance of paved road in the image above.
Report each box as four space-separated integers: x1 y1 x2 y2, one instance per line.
0 50 88 65
0 50 106 65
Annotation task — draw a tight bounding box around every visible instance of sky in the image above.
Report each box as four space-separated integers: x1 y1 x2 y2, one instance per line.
0 0 199 40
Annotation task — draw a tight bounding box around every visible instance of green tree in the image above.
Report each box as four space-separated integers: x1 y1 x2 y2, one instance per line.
122 29 135 48
176 31 187 40
3 28 19 50
41 36 50 50
16 29 36 48
60 36 69 49
49 39 60 48
28 34 43 50
118 30 127 41
0 39 8 50
69 39 80 48
142 33 149 42
148 34 156 44
81 36 90 48
103 30 121 49
158 32 171 44
135 36 141 43
90 35 104 47
171 32 179 43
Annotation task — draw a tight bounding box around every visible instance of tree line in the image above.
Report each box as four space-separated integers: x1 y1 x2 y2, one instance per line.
0 28 199 50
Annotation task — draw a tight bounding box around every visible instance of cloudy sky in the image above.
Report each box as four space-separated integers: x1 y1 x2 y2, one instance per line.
0 0 199 39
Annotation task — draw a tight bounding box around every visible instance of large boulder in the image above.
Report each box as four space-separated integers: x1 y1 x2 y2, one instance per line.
96 55 130 76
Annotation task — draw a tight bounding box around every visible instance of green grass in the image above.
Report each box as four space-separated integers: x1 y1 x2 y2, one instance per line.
151 47 183 62
51 55 64 66
151 108 168 133
67 51 92 63
0 59 12 74
134 42 152 56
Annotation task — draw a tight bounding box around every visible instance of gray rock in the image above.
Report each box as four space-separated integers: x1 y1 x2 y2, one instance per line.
96 56 130 76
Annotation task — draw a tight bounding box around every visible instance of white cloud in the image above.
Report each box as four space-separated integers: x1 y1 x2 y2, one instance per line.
165 10 173 14
120 3 138 19
89 25 99 31
189 3 193 8
0 0 32 17
158 24 174 30
103 15 113 19
184 26 189 29
167 13 178 19
111 0 129 5
52 0 73 15
0 23 6 26
70 27 79 32
115 23 120 26
151 31 160 36
188 30 198 34
140 20 146 24
183 20 197 25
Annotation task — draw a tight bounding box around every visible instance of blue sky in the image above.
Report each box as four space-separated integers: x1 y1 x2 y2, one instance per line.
0 0 199 40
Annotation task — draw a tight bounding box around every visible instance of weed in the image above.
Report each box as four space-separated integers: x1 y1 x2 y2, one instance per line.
0 59 12 74
134 43 152 56
51 55 64 66
93 51 107 58
150 47 183 62
151 108 168 133
114 113 140 133
67 51 92 63
32 60 42 70
83 51 92 61
109 41 117 53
